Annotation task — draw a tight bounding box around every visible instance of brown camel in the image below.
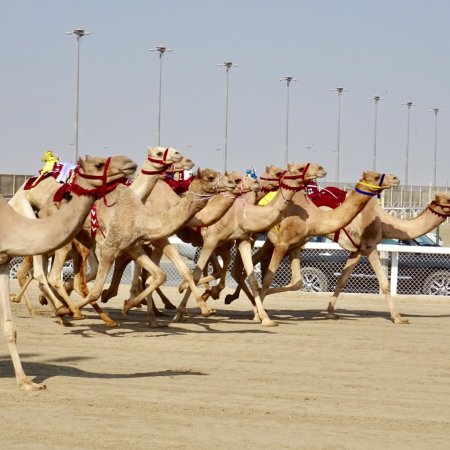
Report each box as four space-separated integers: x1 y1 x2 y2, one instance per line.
60 168 235 327
324 193 450 324
12 147 183 317
0 155 137 391
174 162 327 326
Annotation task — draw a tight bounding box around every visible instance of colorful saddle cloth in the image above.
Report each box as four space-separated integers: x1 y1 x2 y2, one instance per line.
23 162 76 190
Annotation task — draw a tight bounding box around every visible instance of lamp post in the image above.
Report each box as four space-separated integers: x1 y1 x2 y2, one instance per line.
217 61 238 172
370 95 383 171
330 87 347 184
402 101 415 186
279 76 297 165
66 28 91 162
150 46 173 146
428 107 440 187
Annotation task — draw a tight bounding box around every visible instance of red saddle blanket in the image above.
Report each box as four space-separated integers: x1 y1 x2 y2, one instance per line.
307 186 347 209
163 176 194 195
23 163 64 190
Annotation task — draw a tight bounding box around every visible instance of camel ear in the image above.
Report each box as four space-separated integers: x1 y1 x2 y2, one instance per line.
196 168 201 177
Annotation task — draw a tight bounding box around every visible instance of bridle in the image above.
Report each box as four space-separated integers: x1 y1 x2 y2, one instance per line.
279 163 311 192
428 201 450 218
354 173 386 198
53 157 130 205
141 148 173 175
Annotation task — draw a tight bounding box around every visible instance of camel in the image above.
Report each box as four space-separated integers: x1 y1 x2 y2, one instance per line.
57 168 236 327
225 171 400 316
184 164 288 304
173 162 327 326
102 171 261 314
11 147 183 317
0 155 137 390
323 193 450 324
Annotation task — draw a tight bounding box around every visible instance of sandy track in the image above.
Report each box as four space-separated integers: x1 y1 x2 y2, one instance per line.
1 282 450 449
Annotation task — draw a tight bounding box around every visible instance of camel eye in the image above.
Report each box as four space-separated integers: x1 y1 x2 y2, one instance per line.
208 176 216 182
235 178 242 184
275 171 282 177
156 151 163 157
95 163 105 170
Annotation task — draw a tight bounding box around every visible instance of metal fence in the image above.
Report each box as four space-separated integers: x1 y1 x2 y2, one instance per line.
9 239 450 297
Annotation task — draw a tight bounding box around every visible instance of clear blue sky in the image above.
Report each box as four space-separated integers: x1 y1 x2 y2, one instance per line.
1 0 450 186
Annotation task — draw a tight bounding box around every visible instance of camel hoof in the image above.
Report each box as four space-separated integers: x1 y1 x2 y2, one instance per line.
148 320 165 328
10 294 20 303
393 317 409 324
55 306 72 317
326 313 339 320
39 295 48 306
178 281 188 294
172 313 185 323
122 300 132 316
164 303 177 311
202 309 216 317
20 379 46 391
261 318 278 327
224 295 237 305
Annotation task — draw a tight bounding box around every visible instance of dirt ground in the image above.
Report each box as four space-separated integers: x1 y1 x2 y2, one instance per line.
1 282 450 449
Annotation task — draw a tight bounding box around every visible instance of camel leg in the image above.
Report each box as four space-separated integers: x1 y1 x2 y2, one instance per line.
48 244 85 319
122 249 167 328
264 246 304 296
71 238 93 297
74 249 118 327
173 241 219 322
149 244 177 310
327 252 362 320
208 244 233 301
237 240 276 327
10 256 40 316
366 249 409 324
0 264 46 390
259 241 291 303
101 254 132 303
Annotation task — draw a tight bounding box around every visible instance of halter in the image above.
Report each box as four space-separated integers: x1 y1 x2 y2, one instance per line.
279 163 311 192
141 148 173 175
53 157 130 207
428 201 450 218
354 173 386 198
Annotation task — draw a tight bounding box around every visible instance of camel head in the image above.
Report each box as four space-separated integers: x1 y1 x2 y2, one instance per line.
224 171 260 195
287 162 327 183
146 146 184 166
356 171 400 195
429 193 450 217
188 168 225 194
78 155 137 186
260 165 284 192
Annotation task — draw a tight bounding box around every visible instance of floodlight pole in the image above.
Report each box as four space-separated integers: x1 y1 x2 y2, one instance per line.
66 28 91 162
330 87 347 184
402 101 415 186
150 46 173 146
428 107 440 187
370 95 383 171
280 76 297 166
217 61 238 172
